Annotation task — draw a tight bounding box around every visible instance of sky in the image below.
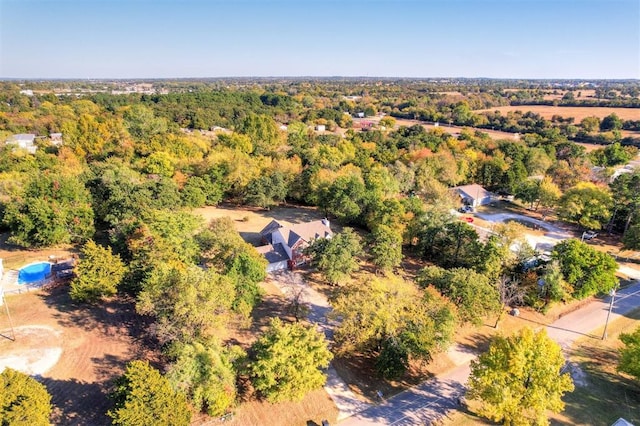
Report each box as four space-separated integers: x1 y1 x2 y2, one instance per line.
1 0 638 79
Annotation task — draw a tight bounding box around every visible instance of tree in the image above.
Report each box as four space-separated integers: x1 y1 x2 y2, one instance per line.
70 240 127 303
600 113 623 131
108 360 191 426
331 274 456 378
417 266 500 325
622 222 640 250
248 318 332 402
618 326 640 382
3 172 94 247
137 265 236 345
0 368 52 426
467 328 574 426
552 239 618 299
557 182 612 230
168 342 243 417
306 228 362 284
369 224 403 272
580 116 600 133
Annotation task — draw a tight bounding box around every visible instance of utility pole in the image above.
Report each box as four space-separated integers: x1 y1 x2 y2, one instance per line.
602 288 616 340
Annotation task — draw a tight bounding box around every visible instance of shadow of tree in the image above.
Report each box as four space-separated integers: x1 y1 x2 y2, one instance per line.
37 286 156 352
44 377 111 426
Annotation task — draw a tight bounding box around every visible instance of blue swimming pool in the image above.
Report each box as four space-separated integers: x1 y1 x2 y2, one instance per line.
18 262 52 284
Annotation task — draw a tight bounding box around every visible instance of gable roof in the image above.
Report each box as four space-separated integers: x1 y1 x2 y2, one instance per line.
260 219 332 247
453 184 491 200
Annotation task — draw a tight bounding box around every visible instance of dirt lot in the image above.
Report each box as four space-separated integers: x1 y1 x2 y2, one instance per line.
0 287 153 425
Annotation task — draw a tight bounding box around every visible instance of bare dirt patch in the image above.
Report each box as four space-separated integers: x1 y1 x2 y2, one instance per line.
0 287 155 425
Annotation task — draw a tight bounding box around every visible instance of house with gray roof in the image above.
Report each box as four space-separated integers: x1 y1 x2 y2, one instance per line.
257 219 332 272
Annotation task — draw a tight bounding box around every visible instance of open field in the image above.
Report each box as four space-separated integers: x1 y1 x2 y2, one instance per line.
474 105 640 122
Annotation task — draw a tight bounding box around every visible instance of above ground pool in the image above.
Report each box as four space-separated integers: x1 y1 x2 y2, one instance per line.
18 262 52 285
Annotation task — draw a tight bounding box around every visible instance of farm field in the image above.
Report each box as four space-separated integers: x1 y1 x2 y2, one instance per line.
474 105 640 121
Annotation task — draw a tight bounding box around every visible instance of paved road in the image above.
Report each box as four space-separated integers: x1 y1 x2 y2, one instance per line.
339 272 640 426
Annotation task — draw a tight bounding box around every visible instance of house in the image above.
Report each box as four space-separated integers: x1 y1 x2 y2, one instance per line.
5 133 37 154
257 219 332 272
453 184 494 208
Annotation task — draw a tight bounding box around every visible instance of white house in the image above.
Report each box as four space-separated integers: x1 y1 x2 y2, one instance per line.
6 134 37 154
453 184 494 208
257 219 332 272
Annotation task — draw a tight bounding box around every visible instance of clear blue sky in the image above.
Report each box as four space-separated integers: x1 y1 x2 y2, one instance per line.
1 0 638 79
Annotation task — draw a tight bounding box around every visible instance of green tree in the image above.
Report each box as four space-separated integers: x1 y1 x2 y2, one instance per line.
369 224 403 272
331 274 456 378
168 342 243 417
3 172 94 247
467 328 574 426
0 368 52 426
622 222 640 250
552 239 618 299
137 265 236 345
248 318 332 403
306 228 362 284
417 266 500 325
243 171 288 209
70 240 127 303
618 326 640 382
108 360 191 426
600 113 623 131
197 217 267 317
557 182 612 230
580 116 600 133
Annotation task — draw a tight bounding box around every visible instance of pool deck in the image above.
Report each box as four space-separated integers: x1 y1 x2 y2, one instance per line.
1 258 76 296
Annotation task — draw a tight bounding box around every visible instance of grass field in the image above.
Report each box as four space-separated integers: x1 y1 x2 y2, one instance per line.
474 105 640 122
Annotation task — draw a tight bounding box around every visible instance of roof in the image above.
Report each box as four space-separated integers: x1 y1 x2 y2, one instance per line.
289 220 332 243
6 133 36 143
260 220 283 237
453 184 492 200
260 219 332 247
611 419 634 426
255 243 289 264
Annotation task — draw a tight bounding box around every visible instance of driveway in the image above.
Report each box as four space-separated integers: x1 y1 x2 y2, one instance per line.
267 272 371 420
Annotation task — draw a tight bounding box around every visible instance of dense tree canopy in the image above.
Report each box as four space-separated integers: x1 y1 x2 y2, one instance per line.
0 368 52 426
331 274 456 378
70 240 127 303
108 360 191 426
552 239 618 299
248 319 332 402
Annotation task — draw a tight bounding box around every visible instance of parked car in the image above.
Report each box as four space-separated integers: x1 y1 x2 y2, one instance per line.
582 231 598 241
